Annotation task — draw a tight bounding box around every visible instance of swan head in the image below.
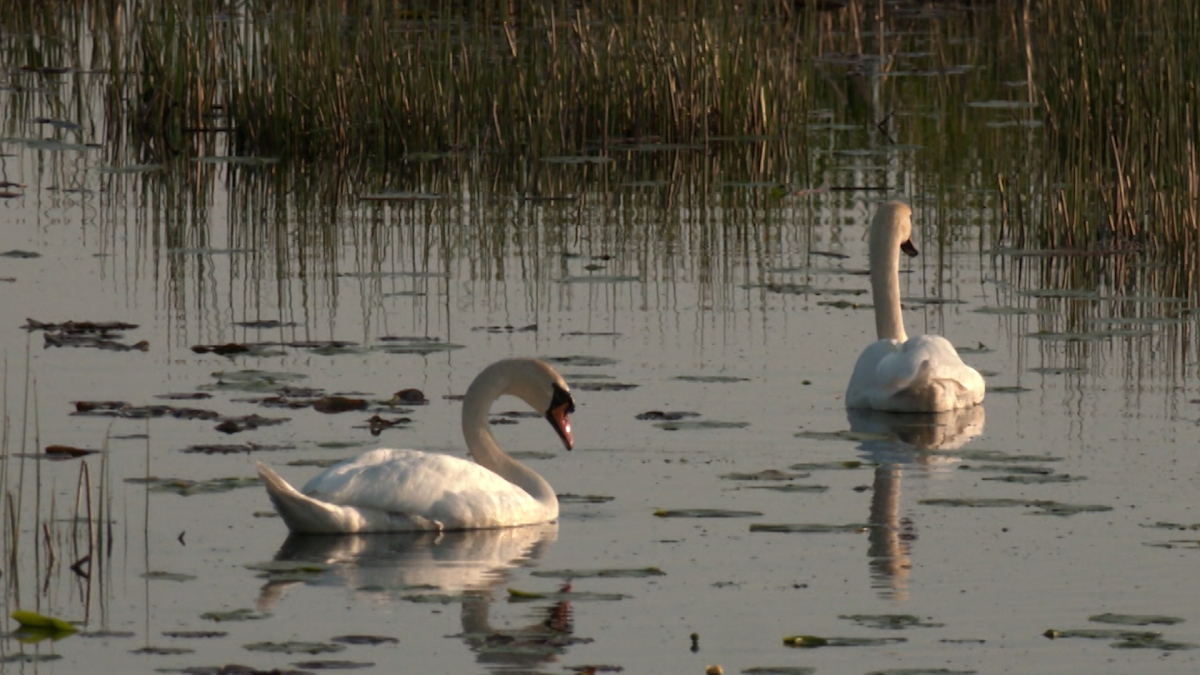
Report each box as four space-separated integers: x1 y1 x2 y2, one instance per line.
874 201 919 258
481 358 576 451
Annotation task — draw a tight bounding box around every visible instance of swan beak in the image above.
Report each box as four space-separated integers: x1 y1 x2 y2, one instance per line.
900 239 919 257
547 403 573 450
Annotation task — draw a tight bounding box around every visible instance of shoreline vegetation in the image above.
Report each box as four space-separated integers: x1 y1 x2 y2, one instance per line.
1 0 1197 255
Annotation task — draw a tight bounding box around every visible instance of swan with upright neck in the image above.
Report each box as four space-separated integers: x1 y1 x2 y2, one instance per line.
257 358 575 533
845 201 985 413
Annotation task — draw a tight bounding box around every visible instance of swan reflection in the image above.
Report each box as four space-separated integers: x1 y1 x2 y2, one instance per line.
255 523 585 669
848 406 985 600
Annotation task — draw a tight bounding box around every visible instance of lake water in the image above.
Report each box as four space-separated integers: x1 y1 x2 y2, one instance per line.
2 6 1200 675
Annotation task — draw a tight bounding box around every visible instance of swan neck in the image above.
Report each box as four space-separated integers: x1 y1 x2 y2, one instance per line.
461 369 556 506
871 217 908 342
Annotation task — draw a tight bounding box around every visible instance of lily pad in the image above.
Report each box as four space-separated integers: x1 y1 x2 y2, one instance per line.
743 484 829 494
11 610 76 633
557 493 615 504
654 509 763 518
0 250 40 258
1089 613 1184 626
245 560 334 581
788 461 867 471
203 370 307 392
162 631 227 638
1111 636 1196 650
840 614 945 630
636 411 701 421
531 567 666 579
292 661 376 670
742 668 817 675
751 523 871 534
980 473 1084 484
131 646 194 655
1044 628 1161 640
379 339 465 355
244 641 346 655
576 382 639 392
546 355 619 367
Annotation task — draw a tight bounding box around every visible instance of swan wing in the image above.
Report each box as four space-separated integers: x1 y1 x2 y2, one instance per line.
300 448 553 531
848 337 984 412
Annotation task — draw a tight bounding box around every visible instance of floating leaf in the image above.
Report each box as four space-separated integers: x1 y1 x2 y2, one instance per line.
162 631 227 638
11 610 76 633
980 473 1085 484
293 660 376 670
653 420 749 431
750 523 871 534
546 355 619 367
128 476 261 496
506 588 629 602
1111 636 1196 650
131 646 194 655
672 375 750 384
743 484 829 494
576 382 639 392
783 635 905 648
654 509 763 518
531 567 666 579
331 635 399 645
141 570 197 582
557 493 615 504
636 411 701 421
788 460 866 470
203 370 308 392
244 641 346 655
1089 613 1184 626
201 608 270 622
1044 628 1161 640
741 668 817 675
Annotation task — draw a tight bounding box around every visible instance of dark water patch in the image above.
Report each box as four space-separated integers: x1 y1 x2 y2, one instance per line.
245 641 346 655
562 330 622 337
742 668 816 675
954 449 1062 463
566 665 626 674
783 635 906 648
156 665 310 675
78 630 136 638
1033 502 1112 516
377 338 465 355
1026 329 1152 341
636 410 701 421
472 323 538 333
157 392 213 400
1090 613 1184 626
164 631 228 638
654 420 749 431
235 319 296 329
560 275 641 284
292 660 375 670
1111 636 1196 650
743 484 829 494
201 608 271 622
974 305 1057 316
97 161 162 172
128 476 261 496
921 498 1111 516
359 190 441 201
331 635 399 645
132 645 194 655
203 370 308 392
987 385 1033 394
787 460 867 471
361 415 413 435
1 249 39 258
0 654 63 663
216 414 290 434
751 523 870 534
1144 521 1200 531
246 560 334 582
795 429 889 442
558 494 615 504
817 299 869 309
840 614 945 630
141 570 198 582
673 375 750 383
192 342 266 356
980 472 1085 484
311 396 369 414
507 588 629 602
576 381 639 392
721 469 812 481
655 509 763 518
547 355 619 367
531 567 665 579
1029 366 1087 375
542 155 613 164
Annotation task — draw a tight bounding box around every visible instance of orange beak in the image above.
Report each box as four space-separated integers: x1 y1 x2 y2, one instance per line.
547 403 574 450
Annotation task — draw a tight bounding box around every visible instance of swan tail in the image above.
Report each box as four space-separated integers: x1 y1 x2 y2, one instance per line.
257 462 443 534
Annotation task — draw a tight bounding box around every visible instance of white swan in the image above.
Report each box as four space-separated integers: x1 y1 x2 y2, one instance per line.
845 201 985 413
257 358 575 534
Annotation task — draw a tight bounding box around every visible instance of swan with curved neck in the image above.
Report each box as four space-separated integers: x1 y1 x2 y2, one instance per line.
257 358 576 533
845 201 985 413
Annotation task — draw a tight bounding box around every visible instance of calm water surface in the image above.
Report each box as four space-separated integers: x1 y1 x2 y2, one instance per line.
2 19 1200 675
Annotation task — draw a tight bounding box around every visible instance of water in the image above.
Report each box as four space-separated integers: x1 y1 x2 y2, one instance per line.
3 7 1200 675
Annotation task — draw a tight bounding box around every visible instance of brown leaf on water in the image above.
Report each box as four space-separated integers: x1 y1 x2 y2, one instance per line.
312 396 369 414
45 445 98 458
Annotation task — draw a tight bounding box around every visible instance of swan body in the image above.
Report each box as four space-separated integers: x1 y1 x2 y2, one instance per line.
845 201 985 413
258 358 575 534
